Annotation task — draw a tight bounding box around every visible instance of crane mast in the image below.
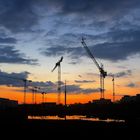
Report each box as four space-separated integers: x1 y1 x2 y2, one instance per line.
81 38 107 99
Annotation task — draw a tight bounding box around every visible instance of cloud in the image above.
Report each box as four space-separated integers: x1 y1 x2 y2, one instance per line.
0 70 56 92
41 46 83 57
108 70 132 78
75 80 96 83
68 61 78 65
126 82 137 88
89 39 140 61
42 28 140 62
86 73 98 76
82 88 100 94
0 0 140 33
115 70 132 78
61 84 99 94
38 0 140 18
0 69 100 94
0 45 38 65
0 0 39 33
29 82 99 94
78 75 82 78
0 70 30 87
0 37 17 44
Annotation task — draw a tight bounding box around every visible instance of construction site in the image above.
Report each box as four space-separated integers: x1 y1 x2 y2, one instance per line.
0 0 140 139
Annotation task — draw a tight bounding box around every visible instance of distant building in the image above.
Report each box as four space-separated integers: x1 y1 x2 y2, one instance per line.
120 94 140 103
136 94 140 102
92 98 112 104
0 98 18 109
42 102 56 107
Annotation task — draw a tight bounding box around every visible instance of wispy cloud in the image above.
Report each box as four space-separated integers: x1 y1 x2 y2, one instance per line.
108 70 132 78
0 37 17 44
0 45 38 65
0 70 30 87
0 70 99 94
75 80 96 83
126 82 137 88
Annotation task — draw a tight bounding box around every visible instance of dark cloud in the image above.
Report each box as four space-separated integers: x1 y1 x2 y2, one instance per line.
30 82 100 94
87 30 140 61
0 70 30 87
75 80 96 83
0 0 140 33
41 46 82 57
68 61 78 65
0 0 38 33
86 73 97 76
0 70 56 92
0 45 38 65
82 88 100 94
0 37 17 44
61 84 99 94
42 0 140 18
82 29 140 61
108 70 132 78
0 0 140 63
0 69 100 94
78 75 82 78
126 82 136 88
115 70 132 77
42 28 140 62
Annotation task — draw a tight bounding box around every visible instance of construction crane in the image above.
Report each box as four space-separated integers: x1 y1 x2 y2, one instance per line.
30 87 36 104
0 73 32 104
34 86 40 104
23 79 32 104
112 75 115 102
52 56 63 104
41 92 46 103
81 38 107 99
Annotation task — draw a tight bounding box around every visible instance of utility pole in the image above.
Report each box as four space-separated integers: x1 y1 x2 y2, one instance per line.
81 38 107 99
64 80 67 106
52 56 63 104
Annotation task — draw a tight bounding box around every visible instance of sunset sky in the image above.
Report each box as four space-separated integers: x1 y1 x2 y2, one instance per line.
0 0 140 104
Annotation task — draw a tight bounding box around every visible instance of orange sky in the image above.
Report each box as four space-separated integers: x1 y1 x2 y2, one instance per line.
0 84 139 105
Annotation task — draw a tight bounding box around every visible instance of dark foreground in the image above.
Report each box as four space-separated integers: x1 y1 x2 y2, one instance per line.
0 119 140 140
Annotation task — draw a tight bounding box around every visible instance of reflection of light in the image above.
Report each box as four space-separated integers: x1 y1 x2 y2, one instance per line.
28 115 125 123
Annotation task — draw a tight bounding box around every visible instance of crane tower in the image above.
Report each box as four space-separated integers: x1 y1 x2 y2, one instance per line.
52 56 63 104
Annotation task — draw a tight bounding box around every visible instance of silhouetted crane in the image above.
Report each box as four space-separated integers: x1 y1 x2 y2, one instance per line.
23 79 32 104
112 75 115 102
52 56 63 104
81 38 107 99
41 92 46 103
34 86 40 104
